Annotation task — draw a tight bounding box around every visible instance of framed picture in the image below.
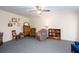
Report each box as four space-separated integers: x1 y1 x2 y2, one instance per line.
8 22 13 27
12 18 17 22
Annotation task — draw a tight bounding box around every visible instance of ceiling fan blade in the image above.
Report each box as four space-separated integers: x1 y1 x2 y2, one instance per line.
43 10 50 12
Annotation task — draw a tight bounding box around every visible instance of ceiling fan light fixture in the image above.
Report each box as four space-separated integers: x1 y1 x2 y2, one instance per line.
37 10 42 15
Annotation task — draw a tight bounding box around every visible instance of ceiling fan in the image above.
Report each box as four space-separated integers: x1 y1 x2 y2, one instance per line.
36 6 50 12
30 6 50 14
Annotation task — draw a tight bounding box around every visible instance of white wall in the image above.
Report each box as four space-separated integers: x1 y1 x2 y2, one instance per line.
76 12 79 41
30 12 78 41
0 10 30 42
0 10 78 42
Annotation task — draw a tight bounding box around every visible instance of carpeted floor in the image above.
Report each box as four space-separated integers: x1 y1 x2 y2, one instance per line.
0 37 73 53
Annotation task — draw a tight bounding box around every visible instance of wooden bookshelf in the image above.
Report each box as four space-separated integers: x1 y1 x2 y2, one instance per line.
30 28 36 37
48 29 61 40
23 25 30 36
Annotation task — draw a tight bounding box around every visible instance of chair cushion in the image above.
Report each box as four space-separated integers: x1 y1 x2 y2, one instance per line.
75 41 79 45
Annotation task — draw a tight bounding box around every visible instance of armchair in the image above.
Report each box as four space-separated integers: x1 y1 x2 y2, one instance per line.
71 41 79 53
36 29 47 41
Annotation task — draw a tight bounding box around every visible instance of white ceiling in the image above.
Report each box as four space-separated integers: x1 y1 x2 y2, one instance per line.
0 6 79 17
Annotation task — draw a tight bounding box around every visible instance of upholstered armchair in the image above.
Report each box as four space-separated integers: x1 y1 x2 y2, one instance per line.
71 41 79 53
36 29 47 41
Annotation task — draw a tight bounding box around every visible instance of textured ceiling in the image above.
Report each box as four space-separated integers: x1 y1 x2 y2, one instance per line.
0 6 79 17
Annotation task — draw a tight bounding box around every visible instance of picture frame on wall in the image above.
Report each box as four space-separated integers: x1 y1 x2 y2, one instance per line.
8 22 13 27
12 18 17 22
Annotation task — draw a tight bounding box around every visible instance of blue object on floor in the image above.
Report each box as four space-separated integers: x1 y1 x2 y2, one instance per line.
71 41 79 53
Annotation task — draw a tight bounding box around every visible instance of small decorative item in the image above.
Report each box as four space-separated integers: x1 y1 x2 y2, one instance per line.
8 22 13 27
17 18 20 22
13 22 16 25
